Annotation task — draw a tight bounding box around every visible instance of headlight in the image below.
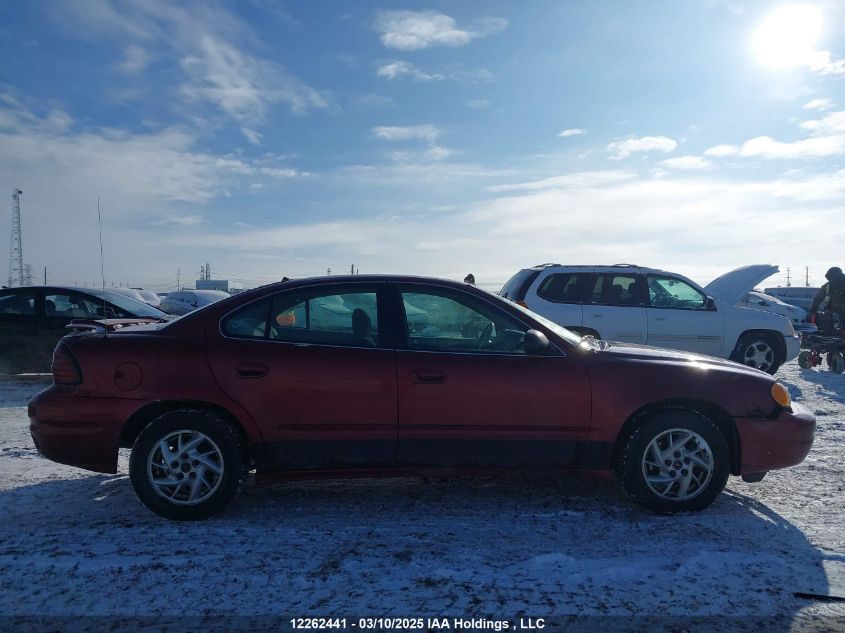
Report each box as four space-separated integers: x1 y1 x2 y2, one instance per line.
771 382 791 408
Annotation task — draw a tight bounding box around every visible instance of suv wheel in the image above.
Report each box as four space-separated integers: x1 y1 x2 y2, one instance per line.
129 409 246 520
732 334 780 374
617 409 730 513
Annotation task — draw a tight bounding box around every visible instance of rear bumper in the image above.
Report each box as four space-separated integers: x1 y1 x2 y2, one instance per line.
28 387 139 474
736 401 815 475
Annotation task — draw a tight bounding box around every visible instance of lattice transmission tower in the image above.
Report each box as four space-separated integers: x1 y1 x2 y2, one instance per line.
8 189 27 287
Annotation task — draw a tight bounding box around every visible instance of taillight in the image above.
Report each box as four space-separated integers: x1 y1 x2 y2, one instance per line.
516 300 528 308
52 343 82 385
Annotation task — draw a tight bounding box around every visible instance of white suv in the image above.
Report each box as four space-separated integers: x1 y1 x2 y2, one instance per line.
501 264 801 374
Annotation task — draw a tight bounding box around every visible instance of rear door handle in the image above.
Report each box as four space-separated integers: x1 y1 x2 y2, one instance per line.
237 362 268 378
590 314 603 319
655 316 666 321
410 369 447 384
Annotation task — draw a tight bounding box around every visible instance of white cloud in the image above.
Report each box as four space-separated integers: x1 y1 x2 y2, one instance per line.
488 171 636 193
151 215 204 226
660 155 714 170
117 44 151 73
704 144 739 157
56 1 329 126
376 61 444 82
241 127 262 145
466 99 491 109
809 50 845 77
607 135 677 159
375 10 507 51
802 98 832 111
557 128 587 138
739 134 845 159
799 110 845 135
373 125 441 143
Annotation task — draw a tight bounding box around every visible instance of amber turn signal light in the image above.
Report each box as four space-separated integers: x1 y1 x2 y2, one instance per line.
771 382 791 408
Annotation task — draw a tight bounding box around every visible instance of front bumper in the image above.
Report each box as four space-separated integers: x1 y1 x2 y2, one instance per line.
736 401 815 475
784 334 801 363
28 387 139 474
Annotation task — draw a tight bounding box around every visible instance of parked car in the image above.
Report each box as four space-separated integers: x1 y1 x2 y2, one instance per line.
158 289 230 315
501 264 800 374
131 289 162 308
762 286 820 312
739 291 812 332
0 285 167 373
109 287 148 304
29 275 814 520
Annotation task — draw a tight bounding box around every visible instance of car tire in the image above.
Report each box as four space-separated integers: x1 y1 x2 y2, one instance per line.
797 350 814 369
828 352 845 374
617 409 730 514
129 409 247 520
732 334 781 374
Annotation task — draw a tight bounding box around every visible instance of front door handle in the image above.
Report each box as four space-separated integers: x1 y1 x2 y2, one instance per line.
237 362 268 378
590 314 603 319
410 369 447 384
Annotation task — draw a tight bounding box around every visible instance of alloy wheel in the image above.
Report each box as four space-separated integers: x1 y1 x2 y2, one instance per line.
146 430 224 505
641 428 714 502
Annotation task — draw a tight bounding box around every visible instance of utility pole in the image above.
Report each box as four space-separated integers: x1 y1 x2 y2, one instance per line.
8 189 25 287
786 268 791 287
350 264 354 275
326 267 331 276
177 267 181 290
805 266 810 286
43 266 46 285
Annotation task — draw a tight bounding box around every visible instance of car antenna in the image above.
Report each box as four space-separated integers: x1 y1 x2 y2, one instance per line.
98 196 107 339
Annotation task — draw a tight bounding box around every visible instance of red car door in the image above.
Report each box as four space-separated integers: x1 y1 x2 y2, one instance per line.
392 283 593 469
205 283 397 470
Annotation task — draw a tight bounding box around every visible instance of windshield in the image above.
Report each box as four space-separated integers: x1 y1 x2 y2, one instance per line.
88 289 167 318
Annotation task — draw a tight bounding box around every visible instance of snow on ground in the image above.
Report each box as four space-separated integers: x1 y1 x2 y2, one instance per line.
0 363 843 630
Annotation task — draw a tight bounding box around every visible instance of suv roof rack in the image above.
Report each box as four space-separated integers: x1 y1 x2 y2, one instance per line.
611 263 640 268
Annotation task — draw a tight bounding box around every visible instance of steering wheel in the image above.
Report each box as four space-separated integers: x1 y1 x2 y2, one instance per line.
476 321 493 350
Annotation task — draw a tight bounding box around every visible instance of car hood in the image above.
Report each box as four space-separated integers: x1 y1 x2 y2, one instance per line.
596 340 770 378
704 264 779 305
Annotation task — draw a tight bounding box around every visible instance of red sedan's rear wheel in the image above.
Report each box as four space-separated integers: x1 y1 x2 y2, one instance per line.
618 409 730 513
129 409 247 520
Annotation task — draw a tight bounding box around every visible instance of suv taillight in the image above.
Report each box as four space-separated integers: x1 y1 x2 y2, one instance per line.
52 343 82 385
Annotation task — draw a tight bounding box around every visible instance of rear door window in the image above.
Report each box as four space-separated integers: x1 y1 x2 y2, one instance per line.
588 274 644 306
223 288 382 348
536 273 590 304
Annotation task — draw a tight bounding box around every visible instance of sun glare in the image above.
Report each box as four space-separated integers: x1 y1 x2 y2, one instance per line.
752 4 823 69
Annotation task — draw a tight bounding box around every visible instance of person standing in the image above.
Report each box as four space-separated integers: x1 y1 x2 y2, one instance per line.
810 267 845 333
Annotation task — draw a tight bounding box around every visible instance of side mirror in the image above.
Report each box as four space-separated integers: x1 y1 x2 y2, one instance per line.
705 296 717 311
524 329 550 354
192 301 199 307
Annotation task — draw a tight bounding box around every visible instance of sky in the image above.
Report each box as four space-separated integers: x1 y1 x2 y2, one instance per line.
1 0 844 292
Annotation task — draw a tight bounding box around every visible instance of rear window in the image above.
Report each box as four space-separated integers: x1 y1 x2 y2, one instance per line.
0 290 36 316
500 269 541 300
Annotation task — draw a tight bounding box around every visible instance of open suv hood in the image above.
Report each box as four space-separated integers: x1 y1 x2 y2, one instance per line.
704 264 779 306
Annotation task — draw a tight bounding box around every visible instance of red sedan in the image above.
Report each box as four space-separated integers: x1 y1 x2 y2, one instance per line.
28 276 815 520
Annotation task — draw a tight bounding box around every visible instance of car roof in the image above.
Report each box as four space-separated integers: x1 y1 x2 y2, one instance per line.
520 263 675 275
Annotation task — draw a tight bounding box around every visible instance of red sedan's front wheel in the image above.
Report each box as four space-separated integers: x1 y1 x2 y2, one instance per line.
618 409 730 513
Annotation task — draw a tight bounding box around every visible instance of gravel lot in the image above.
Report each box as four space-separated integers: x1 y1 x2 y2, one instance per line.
0 362 843 631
